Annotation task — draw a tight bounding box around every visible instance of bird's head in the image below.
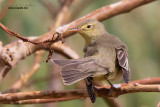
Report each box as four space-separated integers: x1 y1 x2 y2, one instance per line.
69 19 106 45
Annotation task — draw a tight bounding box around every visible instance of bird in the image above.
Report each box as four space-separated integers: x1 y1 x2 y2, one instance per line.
51 19 131 103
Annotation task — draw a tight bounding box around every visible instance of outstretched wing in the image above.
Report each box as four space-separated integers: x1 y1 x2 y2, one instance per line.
116 48 131 83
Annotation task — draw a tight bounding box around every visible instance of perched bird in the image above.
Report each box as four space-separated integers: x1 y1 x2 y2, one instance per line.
52 19 131 103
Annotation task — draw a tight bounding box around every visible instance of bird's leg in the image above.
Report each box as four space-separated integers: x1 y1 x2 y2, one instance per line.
104 75 116 96
107 79 115 96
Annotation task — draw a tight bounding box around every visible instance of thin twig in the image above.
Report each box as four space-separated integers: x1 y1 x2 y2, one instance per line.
40 0 73 62
0 23 40 45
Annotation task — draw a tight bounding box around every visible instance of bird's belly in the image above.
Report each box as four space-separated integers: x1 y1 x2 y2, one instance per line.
92 68 107 80
93 69 122 80
94 74 106 81
107 70 123 82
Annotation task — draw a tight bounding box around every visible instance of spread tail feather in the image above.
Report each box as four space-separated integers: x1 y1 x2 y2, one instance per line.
52 59 96 85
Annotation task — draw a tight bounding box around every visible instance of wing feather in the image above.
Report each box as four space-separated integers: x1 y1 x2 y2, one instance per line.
116 48 131 83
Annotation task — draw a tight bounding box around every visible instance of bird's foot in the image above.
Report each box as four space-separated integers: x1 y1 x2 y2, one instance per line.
93 86 100 90
108 84 116 96
104 75 116 96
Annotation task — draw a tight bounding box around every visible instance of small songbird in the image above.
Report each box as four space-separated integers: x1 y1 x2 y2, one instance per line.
52 19 131 103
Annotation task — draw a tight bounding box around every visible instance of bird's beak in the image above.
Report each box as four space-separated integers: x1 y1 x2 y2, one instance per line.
69 28 82 32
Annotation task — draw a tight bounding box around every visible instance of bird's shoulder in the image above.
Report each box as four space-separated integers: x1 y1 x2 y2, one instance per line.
95 33 127 50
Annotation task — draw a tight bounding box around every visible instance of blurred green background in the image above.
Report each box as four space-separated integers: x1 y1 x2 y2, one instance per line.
0 0 160 107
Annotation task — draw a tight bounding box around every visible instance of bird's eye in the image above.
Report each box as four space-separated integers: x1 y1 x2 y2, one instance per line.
87 25 92 28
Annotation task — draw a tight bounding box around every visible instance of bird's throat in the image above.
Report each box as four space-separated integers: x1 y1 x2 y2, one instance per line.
79 33 97 46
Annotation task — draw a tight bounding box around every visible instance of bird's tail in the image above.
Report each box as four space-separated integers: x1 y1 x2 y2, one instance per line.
86 77 96 103
51 58 96 85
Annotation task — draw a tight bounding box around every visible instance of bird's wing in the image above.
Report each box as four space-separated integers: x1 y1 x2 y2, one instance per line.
116 48 131 83
51 58 106 85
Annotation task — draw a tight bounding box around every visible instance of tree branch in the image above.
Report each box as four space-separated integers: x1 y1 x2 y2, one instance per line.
0 77 160 104
1 98 80 104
